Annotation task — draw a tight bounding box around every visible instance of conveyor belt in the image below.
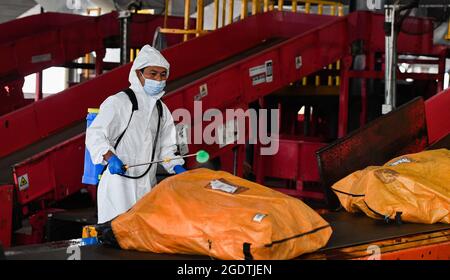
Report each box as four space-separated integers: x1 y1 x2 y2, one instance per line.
5 211 449 260
0 38 285 185
319 211 450 251
4 240 208 260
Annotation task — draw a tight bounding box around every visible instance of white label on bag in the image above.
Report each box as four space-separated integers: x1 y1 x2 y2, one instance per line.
210 180 238 193
249 64 266 77
249 60 273 85
388 157 412 166
253 213 267 223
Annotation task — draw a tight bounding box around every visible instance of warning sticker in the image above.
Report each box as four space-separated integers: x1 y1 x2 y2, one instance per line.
205 178 249 195
388 157 413 166
249 64 266 77
295 56 302 70
18 174 29 191
31 53 52 63
251 74 266 86
265 60 273 82
249 60 273 86
194 83 208 101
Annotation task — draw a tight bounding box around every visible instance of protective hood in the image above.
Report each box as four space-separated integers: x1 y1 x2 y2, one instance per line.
128 44 170 99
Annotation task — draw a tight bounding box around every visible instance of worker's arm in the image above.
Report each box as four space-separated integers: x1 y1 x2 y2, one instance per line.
86 95 128 165
159 103 185 174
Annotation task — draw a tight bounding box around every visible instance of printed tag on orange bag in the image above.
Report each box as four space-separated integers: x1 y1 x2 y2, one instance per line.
205 178 249 194
253 213 268 223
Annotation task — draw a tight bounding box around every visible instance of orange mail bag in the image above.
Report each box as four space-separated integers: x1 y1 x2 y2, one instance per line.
112 168 332 260
332 149 450 224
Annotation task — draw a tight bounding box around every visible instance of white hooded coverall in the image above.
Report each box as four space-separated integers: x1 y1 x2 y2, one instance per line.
86 45 184 223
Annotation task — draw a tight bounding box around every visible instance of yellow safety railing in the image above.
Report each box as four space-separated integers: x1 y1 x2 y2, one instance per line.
286 0 344 16
83 8 103 79
286 0 344 87
86 7 102 15
159 0 217 41
160 0 279 41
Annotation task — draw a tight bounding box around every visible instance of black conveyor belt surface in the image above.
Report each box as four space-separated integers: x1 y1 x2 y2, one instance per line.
6 211 449 260
5 241 208 260
319 211 450 251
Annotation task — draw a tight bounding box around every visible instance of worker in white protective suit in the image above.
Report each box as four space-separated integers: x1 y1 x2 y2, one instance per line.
86 45 186 223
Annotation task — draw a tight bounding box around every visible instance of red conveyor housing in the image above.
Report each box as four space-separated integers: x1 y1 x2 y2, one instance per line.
0 11 190 116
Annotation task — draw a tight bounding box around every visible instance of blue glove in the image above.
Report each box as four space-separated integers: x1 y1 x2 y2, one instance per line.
107 155 125 175
173 165 187 174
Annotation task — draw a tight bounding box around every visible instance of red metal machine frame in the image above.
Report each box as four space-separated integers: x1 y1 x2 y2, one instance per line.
249 12 448 199
0 185 13 248
302 230 450 260
425 87 450 144
0 11 449 247
0 12 191 116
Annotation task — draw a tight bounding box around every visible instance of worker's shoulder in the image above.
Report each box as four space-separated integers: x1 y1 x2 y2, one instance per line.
104 90 133 104
100 91 133 110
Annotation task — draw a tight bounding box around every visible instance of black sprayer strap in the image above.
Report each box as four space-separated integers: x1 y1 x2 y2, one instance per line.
119 99 162 179
113 88 138 150
123 88 139 111
97 88 158 184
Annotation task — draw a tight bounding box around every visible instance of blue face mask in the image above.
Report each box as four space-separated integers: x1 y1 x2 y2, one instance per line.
140 72 166 96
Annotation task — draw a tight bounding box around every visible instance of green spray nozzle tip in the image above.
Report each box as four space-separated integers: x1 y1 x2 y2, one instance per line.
196 150 210 163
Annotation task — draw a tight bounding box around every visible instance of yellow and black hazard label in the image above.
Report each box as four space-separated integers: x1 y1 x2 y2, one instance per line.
18 174 29 191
